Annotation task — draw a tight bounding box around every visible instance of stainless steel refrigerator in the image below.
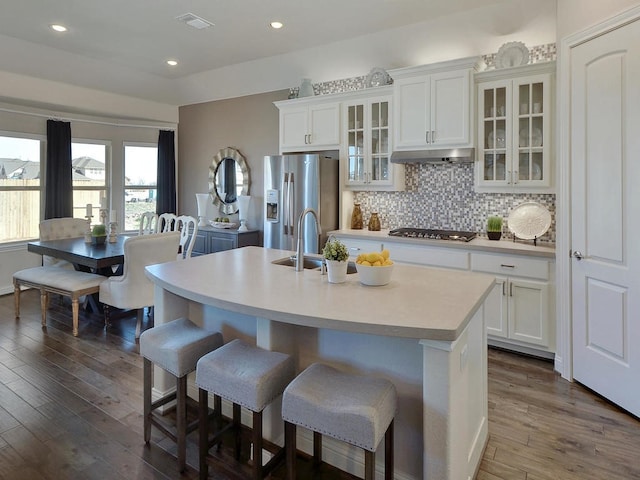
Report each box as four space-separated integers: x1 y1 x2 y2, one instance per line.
264 152 339 253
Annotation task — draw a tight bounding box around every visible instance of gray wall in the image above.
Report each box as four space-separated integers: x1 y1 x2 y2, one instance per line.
177 90 287 237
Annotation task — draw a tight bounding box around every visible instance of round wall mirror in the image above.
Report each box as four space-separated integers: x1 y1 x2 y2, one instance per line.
208 147 250 214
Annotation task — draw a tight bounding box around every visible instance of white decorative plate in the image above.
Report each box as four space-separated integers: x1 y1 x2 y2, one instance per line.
208 221 238 229
365 67 391 88
507 202 551 240
488 129 506 149
495 41 529 69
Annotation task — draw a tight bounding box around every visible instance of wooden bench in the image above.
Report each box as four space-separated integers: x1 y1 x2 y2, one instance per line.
13 266 106 336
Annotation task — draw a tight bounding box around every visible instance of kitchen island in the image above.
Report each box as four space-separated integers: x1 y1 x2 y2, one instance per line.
145 246 495 479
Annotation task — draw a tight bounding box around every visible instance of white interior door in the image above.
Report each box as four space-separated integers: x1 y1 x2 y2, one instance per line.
570 18 640 416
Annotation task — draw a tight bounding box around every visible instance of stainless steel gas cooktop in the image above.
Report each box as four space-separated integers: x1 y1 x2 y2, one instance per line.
388 228 477 242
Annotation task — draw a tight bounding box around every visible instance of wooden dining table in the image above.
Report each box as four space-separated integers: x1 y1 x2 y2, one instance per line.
27 235 127 275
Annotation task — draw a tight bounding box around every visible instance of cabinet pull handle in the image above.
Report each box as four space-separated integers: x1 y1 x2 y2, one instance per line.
507 171 512 184
432 130 436 143
426 131 430 144
502 281 506 296
510 283 513 297
500 264 515 268
349 247 361 252
513 171 518 184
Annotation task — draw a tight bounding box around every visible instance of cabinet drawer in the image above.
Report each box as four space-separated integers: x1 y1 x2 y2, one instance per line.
471 253 549 280
337 238 385 257
390 243 469 270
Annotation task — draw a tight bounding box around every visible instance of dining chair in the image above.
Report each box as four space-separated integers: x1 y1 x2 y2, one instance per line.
176 215 198 260
139 212 158 235
158 213 178 233
99 231 180 338
39 217 88 268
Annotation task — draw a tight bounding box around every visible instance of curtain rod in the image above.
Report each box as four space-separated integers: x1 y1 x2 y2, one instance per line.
0 105 177 131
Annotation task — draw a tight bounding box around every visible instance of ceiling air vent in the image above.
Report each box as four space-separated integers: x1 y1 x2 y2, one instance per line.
175 13 214 30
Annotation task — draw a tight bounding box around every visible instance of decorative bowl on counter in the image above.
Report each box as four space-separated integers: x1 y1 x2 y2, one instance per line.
355 263 394 286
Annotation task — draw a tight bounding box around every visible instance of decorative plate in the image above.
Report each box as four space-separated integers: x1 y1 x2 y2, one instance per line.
495 41 529 69
487 129 506 149
507 202 551 240
365 67 391 88
208 221 238 229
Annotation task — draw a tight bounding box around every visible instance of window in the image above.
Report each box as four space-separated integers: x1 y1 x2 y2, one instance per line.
0 133 43 243
72 141 109 222
124 144 157 231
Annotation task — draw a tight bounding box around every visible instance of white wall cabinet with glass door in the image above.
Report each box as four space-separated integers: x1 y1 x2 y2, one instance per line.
275 99 340 152
392 57 481 150
475 62 555 192
344 92 404 191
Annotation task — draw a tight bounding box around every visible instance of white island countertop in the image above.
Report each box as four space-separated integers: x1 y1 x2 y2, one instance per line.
145 246 494 342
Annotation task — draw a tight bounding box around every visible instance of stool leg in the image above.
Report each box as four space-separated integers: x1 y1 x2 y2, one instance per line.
177 375 187 472
285 421 296 480
385 420 394 480
143 358 152 443
364 450 375 480
214 395 222 451
313 431 322 469
252 410 263 480
233 403 242 461
13 283 20 319
71 297 79 336
199 388 209 480
40 289 48 328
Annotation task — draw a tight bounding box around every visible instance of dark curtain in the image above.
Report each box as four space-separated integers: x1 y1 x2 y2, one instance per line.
222 158 237 203
44 120 73 219
156 130 176 214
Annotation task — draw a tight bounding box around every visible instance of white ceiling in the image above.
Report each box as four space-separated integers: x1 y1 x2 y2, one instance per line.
0 0 506 105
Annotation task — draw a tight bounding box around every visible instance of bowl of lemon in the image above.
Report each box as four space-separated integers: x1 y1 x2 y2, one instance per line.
355 249 394 286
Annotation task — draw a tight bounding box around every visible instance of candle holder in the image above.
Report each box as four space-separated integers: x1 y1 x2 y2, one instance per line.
84 216 93 243
108 222 118 243
99 208 108 225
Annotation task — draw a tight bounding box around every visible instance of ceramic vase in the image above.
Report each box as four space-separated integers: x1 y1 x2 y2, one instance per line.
326 260 348 284
299 78 314 97
351 203 363 229
195 193 209 227
237 195 251 232
368 212 381 231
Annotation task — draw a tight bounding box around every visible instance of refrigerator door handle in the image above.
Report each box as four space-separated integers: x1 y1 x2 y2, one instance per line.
288 173 295 236
283 173 289 235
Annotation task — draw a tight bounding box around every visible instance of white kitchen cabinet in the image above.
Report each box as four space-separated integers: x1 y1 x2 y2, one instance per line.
343 94 404 191
277 100 340 152
475 62 555 193
471 252 554 353
392 57 481 150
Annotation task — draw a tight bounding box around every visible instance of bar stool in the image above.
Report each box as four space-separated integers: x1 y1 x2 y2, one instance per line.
195 339 296 480
282 363 397 480
139 317 223 472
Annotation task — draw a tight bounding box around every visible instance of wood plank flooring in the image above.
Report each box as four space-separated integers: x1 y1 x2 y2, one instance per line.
1 289 639 479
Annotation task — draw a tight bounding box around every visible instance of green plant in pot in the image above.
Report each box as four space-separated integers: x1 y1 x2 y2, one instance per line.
91 223 107 245
487 216 503 241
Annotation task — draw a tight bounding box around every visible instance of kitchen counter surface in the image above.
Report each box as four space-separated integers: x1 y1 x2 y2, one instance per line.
145 246 494 342
330 228 556 259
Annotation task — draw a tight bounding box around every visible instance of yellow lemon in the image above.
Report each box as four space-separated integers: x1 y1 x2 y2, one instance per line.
381 249 390 260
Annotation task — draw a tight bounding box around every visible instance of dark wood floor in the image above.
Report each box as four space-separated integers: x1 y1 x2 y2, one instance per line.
0 290 639 479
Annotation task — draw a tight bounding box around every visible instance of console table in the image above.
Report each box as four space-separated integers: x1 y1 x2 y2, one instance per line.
192 226 260 255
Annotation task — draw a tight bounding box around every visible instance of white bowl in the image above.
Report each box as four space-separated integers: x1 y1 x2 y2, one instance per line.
355 263 394 286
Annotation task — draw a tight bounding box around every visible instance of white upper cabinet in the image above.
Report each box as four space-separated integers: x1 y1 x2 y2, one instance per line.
392 57 481 150
277 100 340 152
343 91 404 191
475 62 555 193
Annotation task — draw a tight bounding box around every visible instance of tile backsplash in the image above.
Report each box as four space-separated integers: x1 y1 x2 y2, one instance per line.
353 163 556 243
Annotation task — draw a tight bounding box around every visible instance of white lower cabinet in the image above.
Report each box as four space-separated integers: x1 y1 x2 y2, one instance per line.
471 252 554 354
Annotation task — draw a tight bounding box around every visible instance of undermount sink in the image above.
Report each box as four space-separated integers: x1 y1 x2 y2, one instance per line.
272 256 357 274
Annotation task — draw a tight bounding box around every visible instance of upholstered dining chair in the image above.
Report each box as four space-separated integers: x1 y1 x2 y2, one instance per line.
158 213 178 233
39 217 88 268
99 232 180 338
139 212 158 235
176 215 198 260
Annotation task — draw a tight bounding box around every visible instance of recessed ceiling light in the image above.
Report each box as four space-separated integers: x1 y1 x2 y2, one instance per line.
270 21 284 29
50 24 67 32
167 60 178 66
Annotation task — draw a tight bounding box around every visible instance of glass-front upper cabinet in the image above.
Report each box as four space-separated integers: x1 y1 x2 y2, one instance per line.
475 62 554 193
344 93 403 191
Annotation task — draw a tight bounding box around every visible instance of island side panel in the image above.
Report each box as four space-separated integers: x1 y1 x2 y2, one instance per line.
420 306 488 480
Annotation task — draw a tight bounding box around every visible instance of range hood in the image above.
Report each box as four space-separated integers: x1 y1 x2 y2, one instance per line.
390 148 475 164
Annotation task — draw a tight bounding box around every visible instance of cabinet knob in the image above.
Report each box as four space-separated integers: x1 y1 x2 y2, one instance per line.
573 250 584 260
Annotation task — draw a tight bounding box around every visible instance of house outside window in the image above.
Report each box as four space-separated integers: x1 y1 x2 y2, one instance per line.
124 143 157 231
72 141 109 222
0 133 43 243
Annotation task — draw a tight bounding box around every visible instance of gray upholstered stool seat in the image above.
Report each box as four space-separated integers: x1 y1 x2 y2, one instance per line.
196 339 296 480
282 363 397 480
139 317 223 473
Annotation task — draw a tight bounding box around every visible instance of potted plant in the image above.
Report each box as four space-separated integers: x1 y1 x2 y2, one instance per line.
487 216 503 241
322 237 349 283
91 223 107 245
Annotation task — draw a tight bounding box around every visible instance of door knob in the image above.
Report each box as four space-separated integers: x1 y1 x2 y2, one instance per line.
573 250 584 260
